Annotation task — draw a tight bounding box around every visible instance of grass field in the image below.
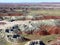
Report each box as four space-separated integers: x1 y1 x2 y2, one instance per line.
28 9 60 16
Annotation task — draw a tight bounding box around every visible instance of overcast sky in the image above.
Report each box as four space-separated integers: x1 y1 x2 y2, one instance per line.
0 0 60 3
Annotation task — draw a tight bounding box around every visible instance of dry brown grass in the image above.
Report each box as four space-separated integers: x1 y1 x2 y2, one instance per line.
14 34 60 45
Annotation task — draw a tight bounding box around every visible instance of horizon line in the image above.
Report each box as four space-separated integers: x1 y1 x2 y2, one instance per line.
0 2 60 3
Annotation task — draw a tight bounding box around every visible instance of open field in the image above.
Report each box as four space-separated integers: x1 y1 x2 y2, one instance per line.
28 9 60 16
1 9 60 16
1 3 60 16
